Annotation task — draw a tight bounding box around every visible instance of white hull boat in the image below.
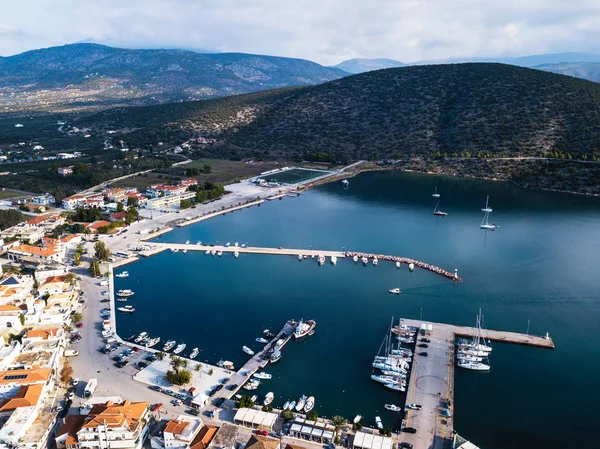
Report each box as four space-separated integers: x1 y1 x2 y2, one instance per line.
373 258 378 266
296 395 306 412
389 288 401 294
353 255 359 263
385 383 405 392
115 271 129 278
190 348 199 359
264 392 274 406
256 337 269 344
163 340 176 351
253 372 272 380
330 256 337 265
134 332 148 343
117 306 135 313
173 343 186 354
353 415 362 424
375 416 383 429
396 261 401 268
283 401 290 410
304 396 315 413
384 404 402 412
294 319 316 339
217 360 234 370
145 337 160 348
458 360 491 371
242 346 255 356
361 257 368 265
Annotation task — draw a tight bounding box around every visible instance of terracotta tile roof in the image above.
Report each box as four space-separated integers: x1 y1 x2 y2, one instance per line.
246 435 281 449
0 304 22 312
190 425 218 449
82 400 148 430
110 212 127 220
0 384 43 412
57 415 86 447
0 368 51 385
10 244 59 257
165 419 190 435
60 234 80 242
87 220 112 230
41 275 67 284
26 328 60 339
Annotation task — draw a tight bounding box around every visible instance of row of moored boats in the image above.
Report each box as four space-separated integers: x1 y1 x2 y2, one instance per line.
456 310 492 371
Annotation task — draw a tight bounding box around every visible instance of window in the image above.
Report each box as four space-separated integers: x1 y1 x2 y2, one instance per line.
4 374 28 380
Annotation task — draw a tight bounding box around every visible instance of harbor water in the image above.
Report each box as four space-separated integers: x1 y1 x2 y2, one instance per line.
116 171 600 449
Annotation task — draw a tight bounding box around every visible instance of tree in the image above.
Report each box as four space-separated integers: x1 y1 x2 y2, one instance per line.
116 202 124 212
180 199 193 209
156 352 165 361
239 396 255 408
208 368 214 376
64 273 76 284
203 164 212 174
281 409 294 421
127 197 138 207
60 359 73 384
194 363 202 372
165 369 191 385
170 356 183 373
71 311 83 323
94 241 111 261
307 410 318 421
331 415 347 439
89 260 101 277
18 313 25 326
379 428 392 437
352 423 363 432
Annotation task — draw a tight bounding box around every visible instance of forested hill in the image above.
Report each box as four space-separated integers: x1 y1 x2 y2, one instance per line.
82 63 600 161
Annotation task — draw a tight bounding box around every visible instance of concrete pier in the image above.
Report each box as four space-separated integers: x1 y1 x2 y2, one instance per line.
399 318 554 449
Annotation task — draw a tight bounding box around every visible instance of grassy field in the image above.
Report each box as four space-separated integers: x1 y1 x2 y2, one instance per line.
111 172 180 190
176 159 283 184
0 190 19 200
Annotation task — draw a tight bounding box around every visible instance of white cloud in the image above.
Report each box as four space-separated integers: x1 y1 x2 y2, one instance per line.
1 0 600 65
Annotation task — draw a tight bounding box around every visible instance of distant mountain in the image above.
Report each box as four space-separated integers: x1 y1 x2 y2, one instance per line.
82 63 600 163
533 61 600 83
0 43 347 112
333 58 405 74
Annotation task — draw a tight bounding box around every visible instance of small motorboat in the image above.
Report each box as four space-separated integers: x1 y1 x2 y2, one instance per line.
173 343 186 354
304 396 315 413
217 360 234 370
353 415 362 424
296 396 306 412
163 340 176 351
256 337 269 344
145 337 160 348
375 416 383 429
190 348 199 359
115 271 129 278
396 261 401 268
289 401 296 410
373 258 378 266
384 404 402 412
389 288 401 295
263 329 276 338
253 372 272 380
117 305 135 313
217 251 223 257
353 255 359 263
242 346 255 356
283 401 290 410
264 392 274 406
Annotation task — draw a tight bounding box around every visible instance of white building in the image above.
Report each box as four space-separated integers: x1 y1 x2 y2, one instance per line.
163 415 203 448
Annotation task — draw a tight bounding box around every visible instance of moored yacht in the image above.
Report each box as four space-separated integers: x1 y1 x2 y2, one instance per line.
217 250 223 257
330 255 337 265
458 360 490 371
256 337 269 344
298 254 303 261
115 271 129 278
217 360 235 370
294 319 316 339
173 343 186 354
234 251 239 258
375 417 383 429
353 255 359 263
134 332 148 343
253 372 272 380
117 305 135 313
283 401 290 410
361 257 368 265
145 337 160 348
190 348 199 359
396 261 401 268
163 340 176 351
384 404 402 412
242 346 255 356
304 396 315 413
264 392 274 406
341 179 350 186
117 289 134 297
372 257 378 266
295 395 306 412
385 383 405 392
270 351 281 363
317 255 325 265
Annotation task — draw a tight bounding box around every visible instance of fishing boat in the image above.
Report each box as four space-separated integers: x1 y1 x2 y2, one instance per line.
361 257 368 265
372 257 378 266
375 417 383 429
296 395 306 412
115 271 129 278
409 263 415 272
289 401 297 410
217 250 223 257
353 415 362 424
330 255 337 265
117 289 134 297
389 288 401 294
270 351 281 363
480 195 496 230
263 329 276 338
205 249 210 254
395 261 401 268
190 348 199 359
353 255 359 263
234 251 239 258
294 319 316 339
145 337 160 348
264 392 274 406
433 198 448 216
318 255 325 265
163 340 176 351
242 346 255 356
283 401 291 410
298 254 303 261
251 395 258 403
384 404 402 412
117 305 135 313
256 337 269 344
173 343 186 354
253 372 272 380
341 179 350 187
134 332 148 343
432 186 440 198
116 297 128 302
217 360 235 370
304 396 315 413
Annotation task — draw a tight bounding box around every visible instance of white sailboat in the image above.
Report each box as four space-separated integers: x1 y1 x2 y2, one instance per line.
432 186 440 198
433 198 448 216
457 312 491 371
480 195 497 230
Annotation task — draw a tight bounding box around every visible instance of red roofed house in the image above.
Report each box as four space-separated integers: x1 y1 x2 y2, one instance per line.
86 220 112 233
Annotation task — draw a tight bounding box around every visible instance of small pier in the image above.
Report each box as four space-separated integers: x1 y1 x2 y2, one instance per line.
206 320 296 409
347 252 461 281
400 318 554 449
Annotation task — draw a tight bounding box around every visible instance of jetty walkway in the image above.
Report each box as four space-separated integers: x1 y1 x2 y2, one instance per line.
206 320 296 411
400 318 554 449
142 244 462 282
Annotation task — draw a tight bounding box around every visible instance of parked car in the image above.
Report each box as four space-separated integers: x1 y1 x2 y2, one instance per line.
398 443 413 448
406 404 422 410
115 361 129 368
149 385 161 391
256 430 269 436
421 338 431 343
171 399 182 406
215 384 224 391
204 410 215 418
419 352 428 357
100 299 110 303
165 389 174 396
72 378 79 386
417 343 428 348
76 323 83 328
99 348 110 354
227 384 238 391
68 392 75 400
402 427 417 434
187 408 200 416
150 403 163 411
137 362 148 369
214 397 225 407
146 355 158 362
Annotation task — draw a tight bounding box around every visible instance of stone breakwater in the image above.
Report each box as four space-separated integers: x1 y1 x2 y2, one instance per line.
346 251 462 282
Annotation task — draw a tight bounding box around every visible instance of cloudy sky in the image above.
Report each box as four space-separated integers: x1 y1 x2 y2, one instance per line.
2 0 599 64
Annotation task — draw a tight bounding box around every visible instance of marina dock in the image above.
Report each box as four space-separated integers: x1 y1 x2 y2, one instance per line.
399 318 554 449
142 244 461 282
206 320 296 410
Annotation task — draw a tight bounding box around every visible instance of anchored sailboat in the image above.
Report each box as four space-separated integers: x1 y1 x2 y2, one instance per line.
457 311 491 371
433 198 448 216
480 196 496 230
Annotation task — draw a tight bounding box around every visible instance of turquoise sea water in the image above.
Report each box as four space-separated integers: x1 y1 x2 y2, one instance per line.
116 171 600 448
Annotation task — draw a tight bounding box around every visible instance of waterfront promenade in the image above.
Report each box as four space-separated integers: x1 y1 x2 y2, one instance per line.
400 318 554 449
